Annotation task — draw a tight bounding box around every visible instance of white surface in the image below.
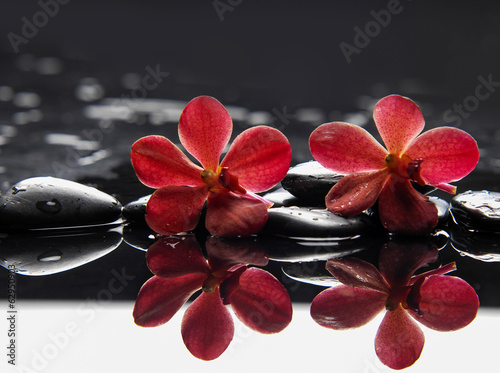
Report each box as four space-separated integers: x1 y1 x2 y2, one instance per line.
2 301 498 373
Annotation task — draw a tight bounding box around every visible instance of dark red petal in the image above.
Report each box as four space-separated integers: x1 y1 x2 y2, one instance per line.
326 258 390 293
131 135 204 188
145 185 209 235
375 306 425 370
408 275 479 331
325 169 389 217
405 127 480 190
373 95 425 155
309 122 387 174
220 126 292 192
178 96 232 171
228 268 292 334
181 290 234 361
206 192 268 237
379 239 439 288
310 285 386 330
133 274 205 327
146 236 209 278
378 177 438 235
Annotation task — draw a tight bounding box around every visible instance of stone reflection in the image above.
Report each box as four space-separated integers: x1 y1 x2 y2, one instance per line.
133 235 293 361
310 237 479 370
0 226 123 275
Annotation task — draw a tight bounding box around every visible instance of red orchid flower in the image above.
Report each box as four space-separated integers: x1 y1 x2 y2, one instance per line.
133 236 293 361
131 96 292 236
310 241 479 370
309 95 480 235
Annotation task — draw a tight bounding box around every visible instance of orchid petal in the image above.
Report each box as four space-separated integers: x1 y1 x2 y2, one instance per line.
206 192 268 237
145 185 209 235
310 285 386 330
178 96 232 171
325 169 389 217
378 177 438 235
228 268 292 334
408 275 479 331
405 127 480 190
133 274 205 327
373 95 425 155
375 306 425 370
220 126 291 192
181 291 234 361
326 258 390 293
146 236 209 279
309 122 388 174
131 135 204 188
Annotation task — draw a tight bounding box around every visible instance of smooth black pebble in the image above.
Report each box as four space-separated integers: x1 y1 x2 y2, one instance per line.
450 190 500 231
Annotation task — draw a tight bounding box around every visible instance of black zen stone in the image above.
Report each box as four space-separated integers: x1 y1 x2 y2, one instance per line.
262 206 374 238
428 196 450 226
0 177 122 230
122 194 151 223
450 190 500 231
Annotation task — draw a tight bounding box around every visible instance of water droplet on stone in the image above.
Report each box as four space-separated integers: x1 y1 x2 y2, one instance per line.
37 250 63 262
36 199 62 214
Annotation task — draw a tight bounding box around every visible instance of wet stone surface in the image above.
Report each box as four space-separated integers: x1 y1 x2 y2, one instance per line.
0 177 122 230
122 194 151 223
429 196 450 226
262 187 307 207
262 206 374 238
449 224 500 262
281 161 343 206
450 190 500 231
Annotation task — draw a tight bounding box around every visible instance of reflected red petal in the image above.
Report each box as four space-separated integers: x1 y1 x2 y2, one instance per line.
131 135 204 188
181 290 234 361
309 122 388 174
310 285 386 330
220 126 291 192
378 177 438 235
373 95 425 155
206 236 269 269
405 127 480 189
145 185 209 235
146 236 209 278
228 268 292 334
325 169 389 217
375 306 425 370
326 258 390 293
206 192 268 236
133 274 205 327
408 275 479 331
178 96 232 171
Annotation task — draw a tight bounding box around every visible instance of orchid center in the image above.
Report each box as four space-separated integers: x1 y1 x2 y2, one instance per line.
384 153 426 185
201 167 246 194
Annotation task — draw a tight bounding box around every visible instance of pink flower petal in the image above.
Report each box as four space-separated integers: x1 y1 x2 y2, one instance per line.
408 275 479 331
145 185 209 235
181 290 234 361
309 122 388 174
325 169 390 216
131 135 204 188
133 274 205 327
373 95 425 156
178 96 232 171
310 285 386 329
146 236 209 279
228 268 292 334
205 192 268 236
405 127 480 190
220 126 292 192
326 258 390 293
378 177 438 235
375 306 425 370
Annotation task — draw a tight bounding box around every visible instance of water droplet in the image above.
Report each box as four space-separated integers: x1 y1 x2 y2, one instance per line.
37 250 63 262
36 199 62 214
12 186 27 194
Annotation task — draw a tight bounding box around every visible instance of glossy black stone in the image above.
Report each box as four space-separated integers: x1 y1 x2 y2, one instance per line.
281 161 342 206
449 224 500 262
122 194 151 223
429 196 450 226
0 177 122 230
450 190 500 231
281 261 339 287
262 206 374 238
262 187 304 207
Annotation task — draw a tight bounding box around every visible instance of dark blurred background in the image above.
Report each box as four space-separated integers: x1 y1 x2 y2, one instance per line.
0 1 500 303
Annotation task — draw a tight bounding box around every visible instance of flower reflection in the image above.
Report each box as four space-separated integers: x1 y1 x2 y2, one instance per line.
133 235 293 360
310 238 479 370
